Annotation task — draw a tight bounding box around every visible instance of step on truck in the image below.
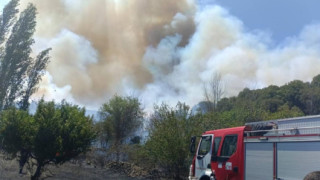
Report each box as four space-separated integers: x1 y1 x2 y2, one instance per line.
189 115 320 180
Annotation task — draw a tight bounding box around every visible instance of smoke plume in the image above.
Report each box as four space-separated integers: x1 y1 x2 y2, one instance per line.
18 0 320 111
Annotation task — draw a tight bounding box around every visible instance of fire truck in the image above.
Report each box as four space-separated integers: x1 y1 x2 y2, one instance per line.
189 115 320 180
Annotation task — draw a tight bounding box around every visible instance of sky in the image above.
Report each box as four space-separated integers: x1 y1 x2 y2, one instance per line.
201 0 320 42
0 1 8 8
1 0 320 112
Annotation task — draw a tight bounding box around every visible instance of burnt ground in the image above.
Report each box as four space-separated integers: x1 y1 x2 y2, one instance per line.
0 155 148 180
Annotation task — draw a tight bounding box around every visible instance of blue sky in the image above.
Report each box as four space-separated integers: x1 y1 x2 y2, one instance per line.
205 0 320 42
2 0 319 42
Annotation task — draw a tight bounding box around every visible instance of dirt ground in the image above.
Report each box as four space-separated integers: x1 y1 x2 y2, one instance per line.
0 156 147 180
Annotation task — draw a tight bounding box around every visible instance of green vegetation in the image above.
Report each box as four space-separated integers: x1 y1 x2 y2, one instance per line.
143 103 201 178
1 1 320 179
137 75 320 178
0 100 96 180
0 0 51 111
99 95 143 162
214 75 320 122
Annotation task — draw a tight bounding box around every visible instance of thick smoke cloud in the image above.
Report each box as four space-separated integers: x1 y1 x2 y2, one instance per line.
21 0 196 109
142 5 320 111
19 1 320 110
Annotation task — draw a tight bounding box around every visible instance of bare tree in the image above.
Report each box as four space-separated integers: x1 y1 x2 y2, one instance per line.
203 72 225 112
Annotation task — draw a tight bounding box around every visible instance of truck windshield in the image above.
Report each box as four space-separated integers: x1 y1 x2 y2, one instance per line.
198 136 212 156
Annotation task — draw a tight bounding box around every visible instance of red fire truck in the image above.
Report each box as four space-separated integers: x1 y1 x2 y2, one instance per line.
189 115 320 180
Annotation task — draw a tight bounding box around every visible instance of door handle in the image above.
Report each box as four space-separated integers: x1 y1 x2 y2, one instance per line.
233 166 238 173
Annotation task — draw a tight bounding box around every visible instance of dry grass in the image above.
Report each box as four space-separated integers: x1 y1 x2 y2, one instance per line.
0 153 146 180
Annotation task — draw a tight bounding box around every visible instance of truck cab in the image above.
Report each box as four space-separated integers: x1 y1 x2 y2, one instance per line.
189 126 245 180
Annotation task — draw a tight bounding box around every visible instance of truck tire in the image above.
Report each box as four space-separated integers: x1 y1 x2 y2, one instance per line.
200 176 210 180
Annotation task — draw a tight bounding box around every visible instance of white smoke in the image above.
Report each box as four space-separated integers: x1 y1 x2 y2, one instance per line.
141 5 320 111
12 0 320 111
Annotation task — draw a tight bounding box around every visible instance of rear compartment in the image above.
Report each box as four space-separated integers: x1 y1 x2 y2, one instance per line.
244 115 320 180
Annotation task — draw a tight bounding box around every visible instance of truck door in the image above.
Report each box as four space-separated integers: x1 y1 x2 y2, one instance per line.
195 135 213 179
215 134 240 180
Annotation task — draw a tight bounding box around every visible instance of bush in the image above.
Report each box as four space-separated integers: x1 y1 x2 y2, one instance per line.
0 100 96 180
144 102 202 179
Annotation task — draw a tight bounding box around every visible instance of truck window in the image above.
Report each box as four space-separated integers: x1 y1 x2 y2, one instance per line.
198 136 212 156
220 135 238 157
213 137 221 156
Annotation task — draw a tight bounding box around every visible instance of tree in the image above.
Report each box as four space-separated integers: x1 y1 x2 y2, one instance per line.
311 74 320 87
0 107 37 158
145 102 202 179
93 121 109 148
203 72 225 111
0 0 51 110
264 104 304 120
300 86 320 115
279 80 307 110
20 48 51 110
99 95 143 162
0 0 19 45
0 100 96 180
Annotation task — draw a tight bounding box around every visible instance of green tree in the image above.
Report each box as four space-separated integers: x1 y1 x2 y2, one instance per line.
99 95 143 162
299 75 320 115
311 74 320 87
0 0 19 45
0 100 96 180
300 87 320 115
0 0 51 110
0 107 37 156
264 104 304 120
94 121 109 148
20 48 51 110
145 102 202 179
279 80 307 110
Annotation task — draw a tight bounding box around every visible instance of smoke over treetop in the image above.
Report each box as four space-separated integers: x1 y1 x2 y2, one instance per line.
17 1 320 110
21 0 195 108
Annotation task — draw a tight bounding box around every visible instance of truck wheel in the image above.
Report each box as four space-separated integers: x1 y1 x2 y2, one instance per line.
200 176 210 180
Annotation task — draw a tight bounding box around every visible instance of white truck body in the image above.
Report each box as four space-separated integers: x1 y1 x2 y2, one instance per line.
244 115 320 180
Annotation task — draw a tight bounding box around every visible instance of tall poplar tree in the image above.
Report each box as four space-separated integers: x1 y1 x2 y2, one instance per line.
0 0 50 111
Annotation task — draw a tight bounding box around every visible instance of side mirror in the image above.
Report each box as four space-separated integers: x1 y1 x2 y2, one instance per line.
197 155 204 160
190 136 196 154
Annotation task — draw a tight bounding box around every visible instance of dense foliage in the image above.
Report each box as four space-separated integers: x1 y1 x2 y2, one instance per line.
214 75 320 123
99 95 143 162
0 0 50 111
0 100 96 180
143 103 202 179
